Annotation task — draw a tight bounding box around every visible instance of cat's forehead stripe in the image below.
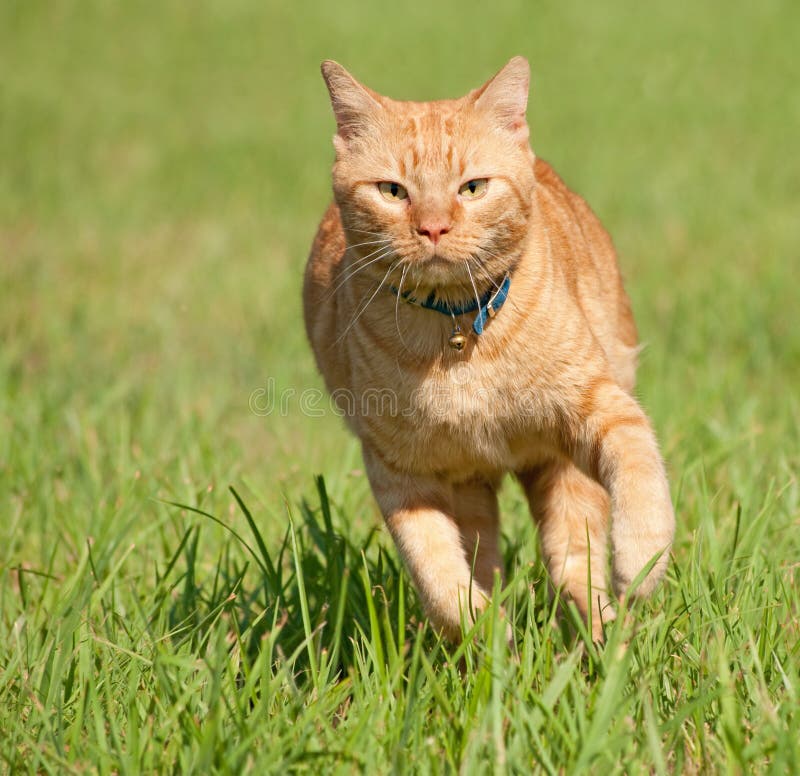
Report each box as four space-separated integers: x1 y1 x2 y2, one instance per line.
401 116 420 134
393 111 462 173
372 99 467 176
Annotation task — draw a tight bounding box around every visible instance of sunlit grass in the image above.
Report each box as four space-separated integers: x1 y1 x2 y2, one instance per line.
1 1 799 772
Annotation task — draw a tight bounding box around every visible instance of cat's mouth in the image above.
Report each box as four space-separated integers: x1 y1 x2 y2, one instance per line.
424 253 453 267
402 253 480 298
418 242 466 266
414 253 461 282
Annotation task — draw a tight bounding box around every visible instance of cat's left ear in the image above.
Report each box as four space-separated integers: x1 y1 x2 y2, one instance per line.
472 56 530 143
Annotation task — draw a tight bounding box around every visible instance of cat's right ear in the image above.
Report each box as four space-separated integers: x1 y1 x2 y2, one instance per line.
321 61 383 146
472 56 531 144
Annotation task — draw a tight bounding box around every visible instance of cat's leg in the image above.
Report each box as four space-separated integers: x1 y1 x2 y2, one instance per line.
573 380 675 599
518 461 613 640
363 448 491 641
452 475 503 593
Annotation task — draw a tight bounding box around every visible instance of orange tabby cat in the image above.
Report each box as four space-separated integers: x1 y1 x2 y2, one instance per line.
303 57 674 641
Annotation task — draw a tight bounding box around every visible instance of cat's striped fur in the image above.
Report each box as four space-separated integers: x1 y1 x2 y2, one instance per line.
303 57 674 640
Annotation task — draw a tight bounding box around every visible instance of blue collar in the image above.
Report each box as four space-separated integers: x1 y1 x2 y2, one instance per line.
391 274 511 335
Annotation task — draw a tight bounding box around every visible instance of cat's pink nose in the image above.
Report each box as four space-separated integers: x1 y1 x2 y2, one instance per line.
416 221 451 244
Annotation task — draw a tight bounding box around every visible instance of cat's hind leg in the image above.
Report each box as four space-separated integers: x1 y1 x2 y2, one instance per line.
518 461 614 641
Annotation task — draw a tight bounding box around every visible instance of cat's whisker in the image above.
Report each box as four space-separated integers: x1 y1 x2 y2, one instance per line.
468 254 502 291
344 227 392 239
335 255 400 345
394 263 412 352
475 243 517 273
324 258 386 303
341 242 393 274
464 261 483 320
468 258 513 309
344 238 392 253
324 245 395 301
471 250 524 316
476 243 501 259
476 243 523 281
338 256 400 340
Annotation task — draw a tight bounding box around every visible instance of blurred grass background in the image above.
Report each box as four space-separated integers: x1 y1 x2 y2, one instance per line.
1 1 799 771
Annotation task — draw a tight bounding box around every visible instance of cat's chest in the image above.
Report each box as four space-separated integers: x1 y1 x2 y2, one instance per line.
356 353 549 473
411 360 522 423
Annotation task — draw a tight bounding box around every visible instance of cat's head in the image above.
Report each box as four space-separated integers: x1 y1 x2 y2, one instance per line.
321 57 536 297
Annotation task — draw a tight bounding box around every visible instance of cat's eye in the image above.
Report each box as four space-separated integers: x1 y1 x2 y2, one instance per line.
378 182 408 201
458 178 488 199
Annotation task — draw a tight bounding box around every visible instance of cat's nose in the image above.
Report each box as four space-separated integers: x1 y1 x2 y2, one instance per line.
416 221 452 244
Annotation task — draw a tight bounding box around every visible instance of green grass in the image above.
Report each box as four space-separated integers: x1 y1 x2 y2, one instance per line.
2 1 799 772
